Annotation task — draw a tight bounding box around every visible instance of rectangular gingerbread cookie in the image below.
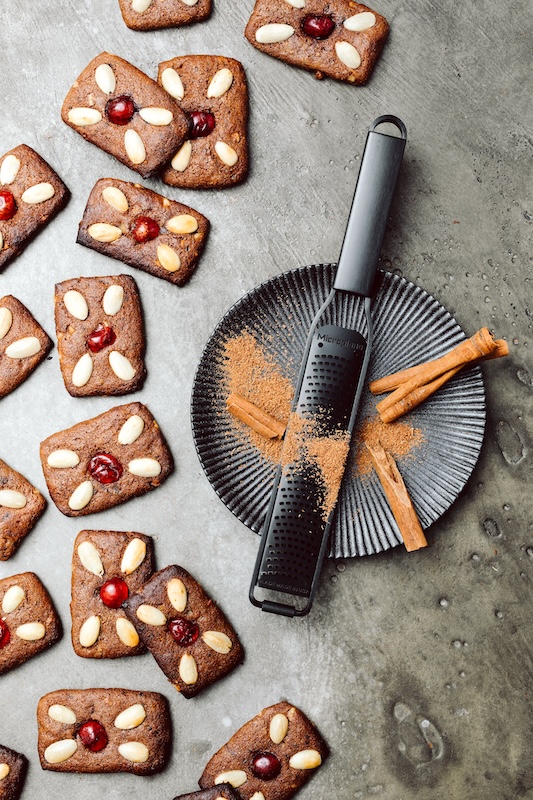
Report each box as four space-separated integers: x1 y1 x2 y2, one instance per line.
61 52 188 178
55 275 146 396
0 744 27 800
37 688 171 774
76 178 209 286
123 565 244 698
40 402 174 517
199 702 328 800
159 56 249 189
0 144 68 271
0 572 62 675
118 0 211 31
71 530 155 659
0 295 53 399
244 1 388 85
173 786 240 800
0 457 46 560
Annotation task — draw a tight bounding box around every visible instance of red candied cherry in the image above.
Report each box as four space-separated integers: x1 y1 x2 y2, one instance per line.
251 752 282 781
188 111 216 139
100 577 129 609
88 453 123 484
168 617 199 646
301 14 336 39
131 215 160 243
106 95 136 125
87 323 116 353
78 719 108 752
0 619 10 649
0 190 16 221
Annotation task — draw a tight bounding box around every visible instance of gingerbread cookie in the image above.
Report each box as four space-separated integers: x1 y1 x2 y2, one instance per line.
0 457 46 560
118 0 211 31
55 275 146 396
71 530 155 659
173 787 240 800
0 144 68 271
0 744 27 800
0 296 53 399
159 56 249 189
37 688 171 774
0 572 62 675
123 565 244 698
61 52 188 178
244 1 388 85
199 702 328 800
40 402 174 517
76 179 209 286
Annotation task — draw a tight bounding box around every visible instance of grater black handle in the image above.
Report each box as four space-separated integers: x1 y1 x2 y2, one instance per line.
333 115 407 297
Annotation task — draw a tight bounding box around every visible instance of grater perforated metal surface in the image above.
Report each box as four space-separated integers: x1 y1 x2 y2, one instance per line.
250 116 407 617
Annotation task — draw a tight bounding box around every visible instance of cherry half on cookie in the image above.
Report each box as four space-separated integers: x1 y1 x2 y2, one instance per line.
131 215 160 243
0 190 16 221
78 719 108 752
106 95 136 126
88 453 123 484
99 577 129 609
87 323 116 353
168 617 199 646
0 619 10 649
251 751 282 781
189 111 216 139
301 14 336 39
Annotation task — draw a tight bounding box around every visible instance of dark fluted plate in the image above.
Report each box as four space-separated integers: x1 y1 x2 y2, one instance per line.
191 265 486 558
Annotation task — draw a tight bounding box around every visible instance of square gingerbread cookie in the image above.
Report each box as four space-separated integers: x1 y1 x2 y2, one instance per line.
244 1 388 85
123 565 244 698
71 530 154 659
118 0 211 31
0 144 68 271
159 56 249 189
61 52 188 178
40 402 174 517
199 702 328 800
0 744 27 800
0 572 62 675
55 275 146 396
0 457 46 560
77 179 209 286
37 688 171 774
0 295 53 399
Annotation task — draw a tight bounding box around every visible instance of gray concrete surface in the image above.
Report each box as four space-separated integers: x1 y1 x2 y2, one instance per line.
0 0 531 798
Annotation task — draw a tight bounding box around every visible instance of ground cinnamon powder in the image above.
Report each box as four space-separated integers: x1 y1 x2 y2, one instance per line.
351 416 425 476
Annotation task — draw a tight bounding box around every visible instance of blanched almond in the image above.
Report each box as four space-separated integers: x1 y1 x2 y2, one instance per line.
132 0 152 11
214 141 238 167
109 351 136 381
68 107 102 126
15 621 46 641
0 489 27 509
2 584 25 613
285 0 305 6
78 540 104 576
5 336 40 358
335 41 362 69
121 537 146 574
0 763 9 780
127 458 162 478
79 615 101 647
63 289 89 320
136 604 166 626
171 140 192 172
343 11 376 31
68 480 94 511
102 187 129 214
88 223 122 243
157 243 181 272
116 617 140 647
139 107 173 126
255 23 295 43
48 704 77 724
179 652 198 685
207 68 233 99
72 352 93 387
161 67 184 100
0 307 12 339
118 742 149 763
124 129 146 164
167 578 187 612
118 414 144 445
114 703 146 730
103 283 125 315
166 214 198 234
201 630 232 654
48 449 80 468
0 154 20 185
95 63 116 94
289 749 322 769
181 0 199 5
269 713 289 744
250 793 266 800
214 771 247 788
44 739 77 764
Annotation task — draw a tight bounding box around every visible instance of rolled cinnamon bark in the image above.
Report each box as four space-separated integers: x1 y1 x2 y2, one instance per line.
227 393 286 439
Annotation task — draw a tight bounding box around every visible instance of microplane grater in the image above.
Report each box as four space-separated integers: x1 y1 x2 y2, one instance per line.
249 116 407 617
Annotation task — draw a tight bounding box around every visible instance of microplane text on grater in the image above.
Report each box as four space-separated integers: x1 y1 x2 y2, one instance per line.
249 115 407 617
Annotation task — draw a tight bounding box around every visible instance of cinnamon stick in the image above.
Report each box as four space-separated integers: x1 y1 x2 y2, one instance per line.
379 366 463 423
376 327 499 415
370 338 508 395
365 441 427 552
226 393 286 440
